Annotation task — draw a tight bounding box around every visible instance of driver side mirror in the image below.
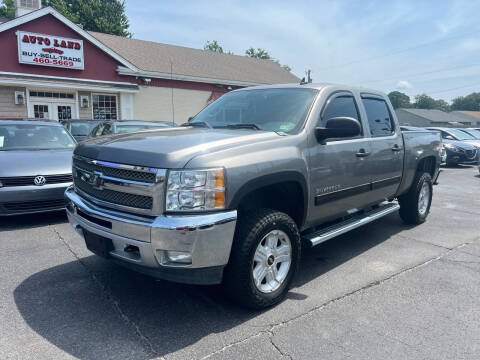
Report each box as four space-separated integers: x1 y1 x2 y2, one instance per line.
187 116 194 123
315 117 361 142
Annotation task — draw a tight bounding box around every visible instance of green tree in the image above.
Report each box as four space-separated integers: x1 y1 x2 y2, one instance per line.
413 94 437 109
434 99 450 112
245 47 292 72
204 40 224 53
42 0 132 37
413 93 451 111
245 47 271 59
388 91 410 109
0 0 15 19
451 92 480 111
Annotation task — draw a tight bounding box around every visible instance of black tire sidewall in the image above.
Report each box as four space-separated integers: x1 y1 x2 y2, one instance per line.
414 173 433 222
224 209 301 309
246 215 300 304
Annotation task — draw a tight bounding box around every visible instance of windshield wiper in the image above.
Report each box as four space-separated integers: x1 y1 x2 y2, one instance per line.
217 123 262 130
181 121 212 129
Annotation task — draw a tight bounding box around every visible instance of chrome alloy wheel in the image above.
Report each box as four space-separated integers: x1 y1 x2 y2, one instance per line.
252 229 292 293
418 181 430 216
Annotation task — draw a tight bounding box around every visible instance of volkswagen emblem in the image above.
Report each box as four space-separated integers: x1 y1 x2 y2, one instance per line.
34 175 46 186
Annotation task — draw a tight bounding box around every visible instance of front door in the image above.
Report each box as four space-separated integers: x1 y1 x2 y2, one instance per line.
31 102 52 120
30 102 75 121
308 91 373 225
55 104 73 121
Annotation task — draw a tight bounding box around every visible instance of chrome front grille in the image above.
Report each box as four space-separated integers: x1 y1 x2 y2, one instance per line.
73 158 156 183
72 155 166 215
74 179 153 209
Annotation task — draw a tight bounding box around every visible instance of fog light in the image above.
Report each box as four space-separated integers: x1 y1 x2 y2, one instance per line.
65 200 74 212
165 250 192 264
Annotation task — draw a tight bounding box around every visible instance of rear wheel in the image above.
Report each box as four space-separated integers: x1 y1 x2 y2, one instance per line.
398 172 432 225
223 209 301 309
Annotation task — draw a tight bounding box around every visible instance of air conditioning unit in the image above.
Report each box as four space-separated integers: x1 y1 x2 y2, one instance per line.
80 95 89 108
14 91 25 105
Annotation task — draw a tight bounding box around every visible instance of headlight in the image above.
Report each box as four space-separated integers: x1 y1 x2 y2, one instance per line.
443 143 459 152
166 168 225 211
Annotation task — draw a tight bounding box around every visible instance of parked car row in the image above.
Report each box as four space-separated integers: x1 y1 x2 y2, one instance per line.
60 119 176 142
0 119 177 216
401 126 480 167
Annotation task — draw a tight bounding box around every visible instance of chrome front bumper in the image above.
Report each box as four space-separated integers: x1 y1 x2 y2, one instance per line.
65 187 237 284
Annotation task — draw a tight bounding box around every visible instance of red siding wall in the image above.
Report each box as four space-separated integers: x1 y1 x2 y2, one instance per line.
0 14 127 82
0 14 240 94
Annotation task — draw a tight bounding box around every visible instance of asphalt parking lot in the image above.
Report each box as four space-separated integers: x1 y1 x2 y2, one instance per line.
1 166 479 360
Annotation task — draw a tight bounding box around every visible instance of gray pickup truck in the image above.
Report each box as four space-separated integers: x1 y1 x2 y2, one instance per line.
65 84 441 308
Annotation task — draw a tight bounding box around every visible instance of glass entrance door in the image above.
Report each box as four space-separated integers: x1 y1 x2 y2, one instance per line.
29 102 76 121
56 105 73 121
31 103 52 119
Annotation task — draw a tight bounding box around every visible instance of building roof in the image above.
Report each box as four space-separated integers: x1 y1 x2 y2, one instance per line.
0 7 299 86
452 111 480 122
396 108 471 124
89 31 300 85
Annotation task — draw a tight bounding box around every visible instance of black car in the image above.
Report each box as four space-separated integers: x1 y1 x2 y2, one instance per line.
89 120 176 138
60 119 101 142
0 119 76 215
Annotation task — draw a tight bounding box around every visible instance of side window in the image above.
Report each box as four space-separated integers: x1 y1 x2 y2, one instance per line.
362 98 395 137
440 131 451 140
93 124 104 137
322 95 360 125
101 123 112 136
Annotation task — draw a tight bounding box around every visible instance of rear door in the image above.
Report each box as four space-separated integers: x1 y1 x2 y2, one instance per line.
308 91 373 223
360 94 404 201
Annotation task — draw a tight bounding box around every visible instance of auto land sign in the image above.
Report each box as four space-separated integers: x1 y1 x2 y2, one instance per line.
17 31 84 70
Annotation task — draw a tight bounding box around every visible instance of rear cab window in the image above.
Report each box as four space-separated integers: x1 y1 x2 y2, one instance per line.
361 95 396 137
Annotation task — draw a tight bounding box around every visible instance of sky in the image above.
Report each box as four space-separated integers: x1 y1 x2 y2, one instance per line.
124 0 480 103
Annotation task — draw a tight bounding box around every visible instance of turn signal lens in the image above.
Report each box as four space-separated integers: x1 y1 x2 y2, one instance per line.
215 171 225 188
214 192 225 207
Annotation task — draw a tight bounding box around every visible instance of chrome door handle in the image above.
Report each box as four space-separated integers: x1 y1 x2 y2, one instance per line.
356 149 370 157
391 145 402 152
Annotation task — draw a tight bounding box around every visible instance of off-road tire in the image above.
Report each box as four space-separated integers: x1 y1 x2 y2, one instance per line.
398 172 433 225
223 209 301 309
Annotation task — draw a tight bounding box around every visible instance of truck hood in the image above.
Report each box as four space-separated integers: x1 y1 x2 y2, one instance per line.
74 127 280 168
0 149 73 177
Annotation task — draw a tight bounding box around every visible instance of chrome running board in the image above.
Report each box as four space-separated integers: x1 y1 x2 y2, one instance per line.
304 203 400 247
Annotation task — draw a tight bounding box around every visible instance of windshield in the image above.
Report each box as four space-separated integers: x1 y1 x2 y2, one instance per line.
0 124 76 151
116 124 171 134
448 128 475 140
462 129 480 139
191 88 318 133
68 121 100 136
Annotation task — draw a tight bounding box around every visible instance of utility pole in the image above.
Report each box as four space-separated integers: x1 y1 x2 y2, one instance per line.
306 69 312 83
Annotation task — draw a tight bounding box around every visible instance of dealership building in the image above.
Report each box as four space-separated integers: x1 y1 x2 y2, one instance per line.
0 3 298 123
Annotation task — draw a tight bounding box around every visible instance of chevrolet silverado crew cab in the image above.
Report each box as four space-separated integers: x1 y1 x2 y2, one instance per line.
65 84 441 309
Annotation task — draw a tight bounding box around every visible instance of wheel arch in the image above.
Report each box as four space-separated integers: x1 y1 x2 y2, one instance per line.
229 171 308 229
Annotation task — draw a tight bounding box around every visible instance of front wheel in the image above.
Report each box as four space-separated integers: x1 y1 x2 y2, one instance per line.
223 209 301 309
398 172 433 225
